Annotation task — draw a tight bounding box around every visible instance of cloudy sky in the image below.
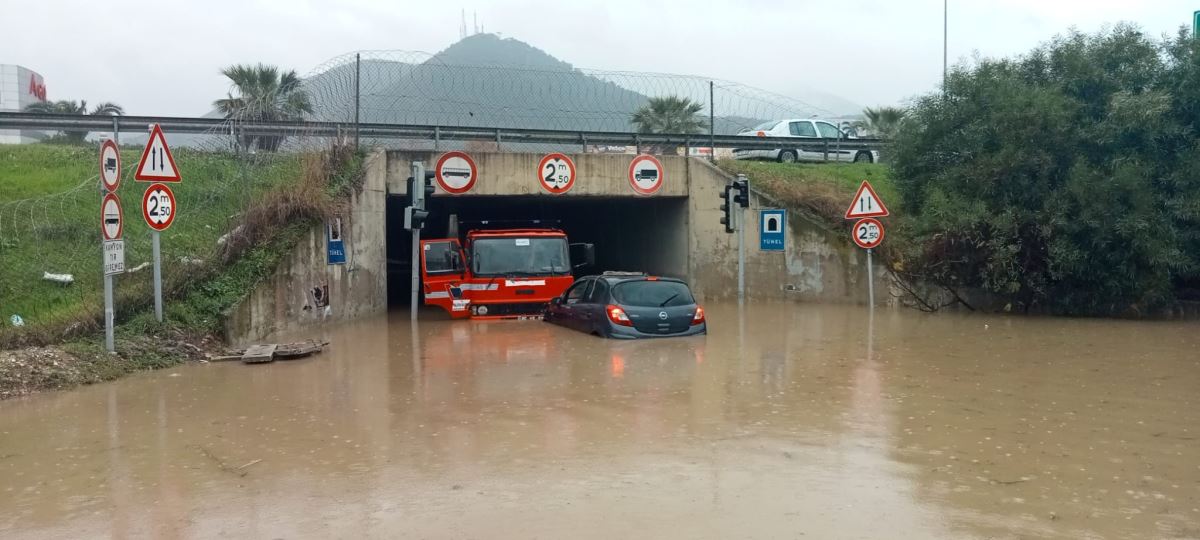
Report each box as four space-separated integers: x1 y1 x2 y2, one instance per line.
4 0 1197 116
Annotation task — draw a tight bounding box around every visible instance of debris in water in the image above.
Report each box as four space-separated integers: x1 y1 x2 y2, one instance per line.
42 272 73 284
209 340 331 364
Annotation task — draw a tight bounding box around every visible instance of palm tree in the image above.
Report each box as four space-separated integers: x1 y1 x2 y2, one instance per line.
214 63 313 152
631 96 707 135
860 106 907 139
24 100 125 143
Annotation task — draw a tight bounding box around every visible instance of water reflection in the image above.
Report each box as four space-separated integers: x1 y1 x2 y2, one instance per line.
0 303 1196 538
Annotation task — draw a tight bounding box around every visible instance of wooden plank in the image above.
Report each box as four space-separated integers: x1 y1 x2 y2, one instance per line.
241 344 277 364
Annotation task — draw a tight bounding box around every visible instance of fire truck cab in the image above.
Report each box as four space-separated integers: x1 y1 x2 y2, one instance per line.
420 226 594 319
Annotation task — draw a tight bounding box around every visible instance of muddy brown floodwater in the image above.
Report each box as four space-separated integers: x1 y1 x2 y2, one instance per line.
0 303 1198 539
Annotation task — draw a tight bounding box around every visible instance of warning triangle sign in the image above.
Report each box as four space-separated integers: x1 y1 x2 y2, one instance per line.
844 180 889 219
135 124 182 182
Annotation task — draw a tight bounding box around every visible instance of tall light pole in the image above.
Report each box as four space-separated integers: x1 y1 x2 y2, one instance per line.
943 0 948 90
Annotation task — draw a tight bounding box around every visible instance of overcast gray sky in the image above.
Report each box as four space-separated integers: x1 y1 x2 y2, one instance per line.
4 0 1197 116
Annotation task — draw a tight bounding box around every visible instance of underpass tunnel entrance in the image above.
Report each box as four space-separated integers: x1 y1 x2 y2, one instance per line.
386 195 689 309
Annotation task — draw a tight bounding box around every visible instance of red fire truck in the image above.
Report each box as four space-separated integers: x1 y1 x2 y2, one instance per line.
419 223 594 319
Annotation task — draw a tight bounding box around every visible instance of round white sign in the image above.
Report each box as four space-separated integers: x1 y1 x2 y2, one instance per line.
434 151 478 194
101 193 123 240
538 153 575 194
628 155 665 195
99 139 121 192
142 183 177 231
852 218 884 249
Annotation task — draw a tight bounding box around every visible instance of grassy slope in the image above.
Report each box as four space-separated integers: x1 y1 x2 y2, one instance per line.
0 144 300 341
715 160 896 225
0 143 360 397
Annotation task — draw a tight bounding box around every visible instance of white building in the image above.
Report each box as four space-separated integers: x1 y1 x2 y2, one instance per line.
0 64 48 144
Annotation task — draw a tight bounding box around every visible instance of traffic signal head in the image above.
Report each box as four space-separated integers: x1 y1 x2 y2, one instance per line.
733 177 750 208
719 184 734 234
404 206 430 230
423 171 436 200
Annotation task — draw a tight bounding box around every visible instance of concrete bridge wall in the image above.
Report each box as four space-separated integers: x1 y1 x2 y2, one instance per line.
224 149 887 343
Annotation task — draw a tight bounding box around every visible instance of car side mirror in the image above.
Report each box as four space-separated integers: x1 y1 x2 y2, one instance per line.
550 297 562 306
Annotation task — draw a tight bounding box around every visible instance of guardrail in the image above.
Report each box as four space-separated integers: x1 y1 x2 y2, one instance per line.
0 112 885 153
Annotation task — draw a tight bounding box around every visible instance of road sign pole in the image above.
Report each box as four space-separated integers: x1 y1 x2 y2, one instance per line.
866 248 875 307
152 231 163 322
104 273 114 352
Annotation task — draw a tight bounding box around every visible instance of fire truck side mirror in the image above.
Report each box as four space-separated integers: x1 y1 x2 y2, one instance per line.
571 243 596 269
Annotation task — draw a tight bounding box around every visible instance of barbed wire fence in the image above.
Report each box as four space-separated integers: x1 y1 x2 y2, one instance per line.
1 49 852 342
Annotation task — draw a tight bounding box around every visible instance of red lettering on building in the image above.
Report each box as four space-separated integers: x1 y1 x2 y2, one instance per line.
28 75 46 101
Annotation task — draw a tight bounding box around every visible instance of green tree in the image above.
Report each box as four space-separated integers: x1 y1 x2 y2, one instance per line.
23 100 124 143
891 24 1200 315
631 96 707 134
214 63 313 151
859 106 906 138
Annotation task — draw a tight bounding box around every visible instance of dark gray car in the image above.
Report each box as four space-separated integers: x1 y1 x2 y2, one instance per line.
544 273 706 339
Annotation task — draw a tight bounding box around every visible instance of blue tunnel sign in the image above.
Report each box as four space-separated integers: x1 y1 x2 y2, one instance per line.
327 217 346 265
759 209 786 251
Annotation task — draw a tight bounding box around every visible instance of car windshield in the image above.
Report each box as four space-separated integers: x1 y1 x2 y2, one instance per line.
613 280 694 307
751 120 778 131
471 237 569 276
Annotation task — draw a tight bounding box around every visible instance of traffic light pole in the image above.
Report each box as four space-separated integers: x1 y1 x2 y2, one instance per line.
409 161 424 321
737 196 745 303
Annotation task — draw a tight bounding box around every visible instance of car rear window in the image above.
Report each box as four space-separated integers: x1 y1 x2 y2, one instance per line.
613 280 694 307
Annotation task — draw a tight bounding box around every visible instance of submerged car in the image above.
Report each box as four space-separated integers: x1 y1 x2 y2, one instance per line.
733 118 879 163
544 272 706 339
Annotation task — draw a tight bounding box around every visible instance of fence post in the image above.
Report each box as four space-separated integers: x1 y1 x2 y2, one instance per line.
709 81 715 161
354 53 361 151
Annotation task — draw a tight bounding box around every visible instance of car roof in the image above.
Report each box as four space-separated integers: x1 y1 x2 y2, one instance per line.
582 273 689 285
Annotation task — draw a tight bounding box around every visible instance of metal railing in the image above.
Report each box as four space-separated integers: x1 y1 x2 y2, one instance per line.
0 112 885 154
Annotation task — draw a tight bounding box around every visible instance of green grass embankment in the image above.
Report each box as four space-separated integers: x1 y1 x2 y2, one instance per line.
715 160 895 225
1 142 361 350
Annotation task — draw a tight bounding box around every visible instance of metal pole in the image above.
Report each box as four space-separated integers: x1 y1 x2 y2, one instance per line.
104 273 114 352
410 229 419 321
737 199 745 303
355 53 361 151
943 0 948 90
152 231 162 322
104 116 120 353
866 248 875 307
709 81 715 161
409 160 423 321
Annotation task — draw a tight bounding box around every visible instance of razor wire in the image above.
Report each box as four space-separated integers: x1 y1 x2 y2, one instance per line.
298 49 847 153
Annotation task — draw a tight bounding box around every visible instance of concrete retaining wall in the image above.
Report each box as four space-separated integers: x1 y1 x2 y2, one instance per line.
223 150 390 345
685 159 890 305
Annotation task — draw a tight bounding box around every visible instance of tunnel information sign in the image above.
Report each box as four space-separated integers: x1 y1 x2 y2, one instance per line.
538 153 575 194
434 151 478 194
628 154 664 195
760 209 786 251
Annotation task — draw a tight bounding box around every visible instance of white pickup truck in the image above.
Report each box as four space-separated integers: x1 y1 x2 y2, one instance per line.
733 119 878 164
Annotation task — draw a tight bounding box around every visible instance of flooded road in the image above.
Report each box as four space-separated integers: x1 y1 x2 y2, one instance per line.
1 303 1198 539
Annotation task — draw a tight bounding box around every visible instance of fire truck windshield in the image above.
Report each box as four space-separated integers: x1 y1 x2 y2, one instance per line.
472 237 570 276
